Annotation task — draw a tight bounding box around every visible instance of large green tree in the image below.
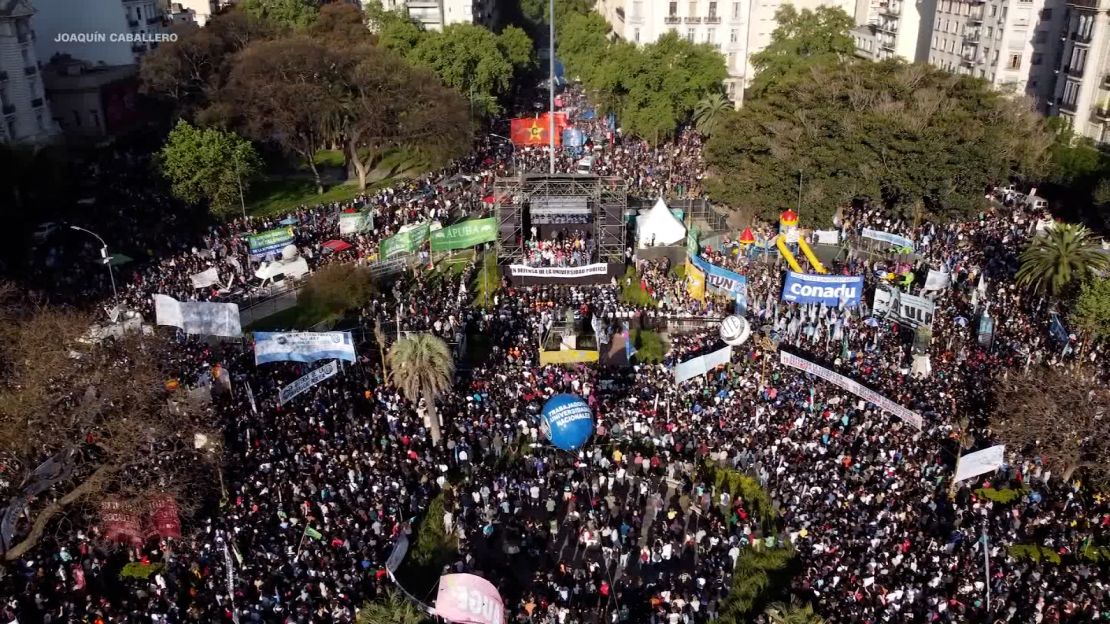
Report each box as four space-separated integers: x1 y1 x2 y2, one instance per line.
159 120 261 218
357 590 432 624
238 0 318 29
365 1 425 56
705 61 1051 226
693 93 732 137
1072 277 1110 340
387 334 455 445
749 6 855 97
1016 223 1110 297
406 24 527 115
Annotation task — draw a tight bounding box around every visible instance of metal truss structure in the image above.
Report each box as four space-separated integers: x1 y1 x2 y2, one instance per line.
494 174 628 265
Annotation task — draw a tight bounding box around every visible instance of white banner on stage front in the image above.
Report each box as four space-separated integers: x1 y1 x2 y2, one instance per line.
814 230 840 245
674 345 733 384
153 294 242 337
779 350 922 429
953 444 1006 483
508 263 609 278
278 361 338 405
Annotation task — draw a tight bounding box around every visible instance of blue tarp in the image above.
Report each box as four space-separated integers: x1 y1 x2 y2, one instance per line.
581 108 597 121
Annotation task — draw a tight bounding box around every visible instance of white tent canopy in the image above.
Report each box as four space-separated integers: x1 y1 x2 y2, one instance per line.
636 197 687 248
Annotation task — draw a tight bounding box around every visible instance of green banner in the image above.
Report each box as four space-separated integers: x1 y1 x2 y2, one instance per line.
430 217 497 252
380 222 431 259
686 225 699 255
247 226 295 256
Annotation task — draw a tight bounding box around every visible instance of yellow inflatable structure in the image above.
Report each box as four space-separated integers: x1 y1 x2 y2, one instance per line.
776 210 828 274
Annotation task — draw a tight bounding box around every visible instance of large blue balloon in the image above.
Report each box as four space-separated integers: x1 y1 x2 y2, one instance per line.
540 393 594 451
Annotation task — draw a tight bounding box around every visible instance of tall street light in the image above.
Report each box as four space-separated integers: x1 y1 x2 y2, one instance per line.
549 0 556 175
70 225 117 300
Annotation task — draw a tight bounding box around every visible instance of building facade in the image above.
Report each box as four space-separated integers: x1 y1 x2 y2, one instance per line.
1050 0 1110 141
167 0 220 27
374 0 498 30
852 0 938 61
31 0 168 67
596 0 855 106
0 0 56 143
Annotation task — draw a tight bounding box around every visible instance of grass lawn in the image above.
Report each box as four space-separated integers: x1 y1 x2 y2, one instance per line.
245 179 365 219
619 267 657 308
631 329 667 363
244 303 338 332
470 251 500 309
313 149 345 168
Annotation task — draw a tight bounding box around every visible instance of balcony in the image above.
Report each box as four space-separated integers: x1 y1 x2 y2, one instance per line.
881 4 902 15
1 104 14 116
1067 64 1086 77
1072 30 1093 44
664 15 681 24
963 30 980 42
705 15 721 23
968 10 984 22
684 16 702 23
147 16 162 25
1102 74 1110 89
1068 0 1102 9
1058 97 1077 112
1094 106 1110 120
30 97 42 108
23 65 35 76
880 40 895 50
16 31 33 44
128 19 139 27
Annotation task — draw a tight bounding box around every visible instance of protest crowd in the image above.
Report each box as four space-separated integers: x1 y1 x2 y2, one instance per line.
4 84 1109 624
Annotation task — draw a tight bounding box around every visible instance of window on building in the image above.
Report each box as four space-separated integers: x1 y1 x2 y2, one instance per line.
1034 30 1046 43
669 2 678 17
989 5 997 16
20 48 29 66
730 28 738 42
90 110 101 130
986 26 992 38
728 81 735 96
36 113 43 131
706 28 714 42
728 52 737 67
634 29 640 42
1031 53 1042 65
5 120 14 138
687 28 695 41
689 1 697 16
1009 53 1021 69
137 7 141 19
1040 8 1052 19
709 1 717 17
632 1 642 18
733 1 740 18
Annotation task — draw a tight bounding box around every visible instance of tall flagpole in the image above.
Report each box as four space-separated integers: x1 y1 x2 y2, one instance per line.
549 0 556 174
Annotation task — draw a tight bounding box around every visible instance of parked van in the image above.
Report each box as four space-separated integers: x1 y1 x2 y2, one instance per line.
1026 195 1048 211
576 156 595 174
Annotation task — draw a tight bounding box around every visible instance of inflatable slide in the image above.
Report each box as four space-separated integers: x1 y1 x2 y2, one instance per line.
775 235 828 274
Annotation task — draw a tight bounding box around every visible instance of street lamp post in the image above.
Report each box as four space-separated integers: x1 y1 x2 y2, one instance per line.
232 150 248 223
549 0 556 175
70 225 117 300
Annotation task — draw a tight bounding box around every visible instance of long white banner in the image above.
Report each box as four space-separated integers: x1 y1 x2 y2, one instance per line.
278 361 338 405
508 263 609 278
953 444 1006 483
779 350 922 429
674 345 733 384
153 294 242 338
254 332 356 365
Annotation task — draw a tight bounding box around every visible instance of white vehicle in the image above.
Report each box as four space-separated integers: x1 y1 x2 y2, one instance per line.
254 256 309 285
1025 195 1048 211
576 156 595 174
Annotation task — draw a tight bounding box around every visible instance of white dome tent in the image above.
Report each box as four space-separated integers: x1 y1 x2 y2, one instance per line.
636 197 687 248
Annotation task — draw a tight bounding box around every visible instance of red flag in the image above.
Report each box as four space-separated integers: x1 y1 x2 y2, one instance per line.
510 117 563 147
147 494 181 539
99 500 143 544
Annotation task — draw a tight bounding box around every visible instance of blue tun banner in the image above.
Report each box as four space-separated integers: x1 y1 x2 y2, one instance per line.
781 272 863 307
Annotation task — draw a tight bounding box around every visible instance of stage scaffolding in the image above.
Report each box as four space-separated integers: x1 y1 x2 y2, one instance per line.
494 174 628 265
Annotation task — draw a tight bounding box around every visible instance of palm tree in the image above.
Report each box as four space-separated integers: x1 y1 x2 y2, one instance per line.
692 93 731 136
357 590 432 624
387 333 455 445
764 601 825 624
1016 223 1109 297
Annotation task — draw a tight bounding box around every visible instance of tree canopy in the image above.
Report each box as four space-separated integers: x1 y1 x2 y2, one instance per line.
238 0 318 29
749 6 855 97
159 120 260 218
1015 223 1110 297
0 284 219 561
387 334 455 445
705 61 1052 226
558 15 727 143
1072 277 1110 340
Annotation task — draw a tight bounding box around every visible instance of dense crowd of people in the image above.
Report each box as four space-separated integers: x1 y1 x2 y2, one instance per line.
4 83 1109 624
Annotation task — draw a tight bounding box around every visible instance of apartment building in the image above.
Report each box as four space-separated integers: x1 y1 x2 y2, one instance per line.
374 0 499 30
596 0 855 106
167 0 221 27
928 0 1062 104
852 0 937 61
1051 0 1110 141
0 0 57 143
31 0 169 67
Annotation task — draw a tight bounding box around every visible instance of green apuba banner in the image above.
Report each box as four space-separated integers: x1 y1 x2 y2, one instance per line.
379 222 431 259
429 217 498 252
